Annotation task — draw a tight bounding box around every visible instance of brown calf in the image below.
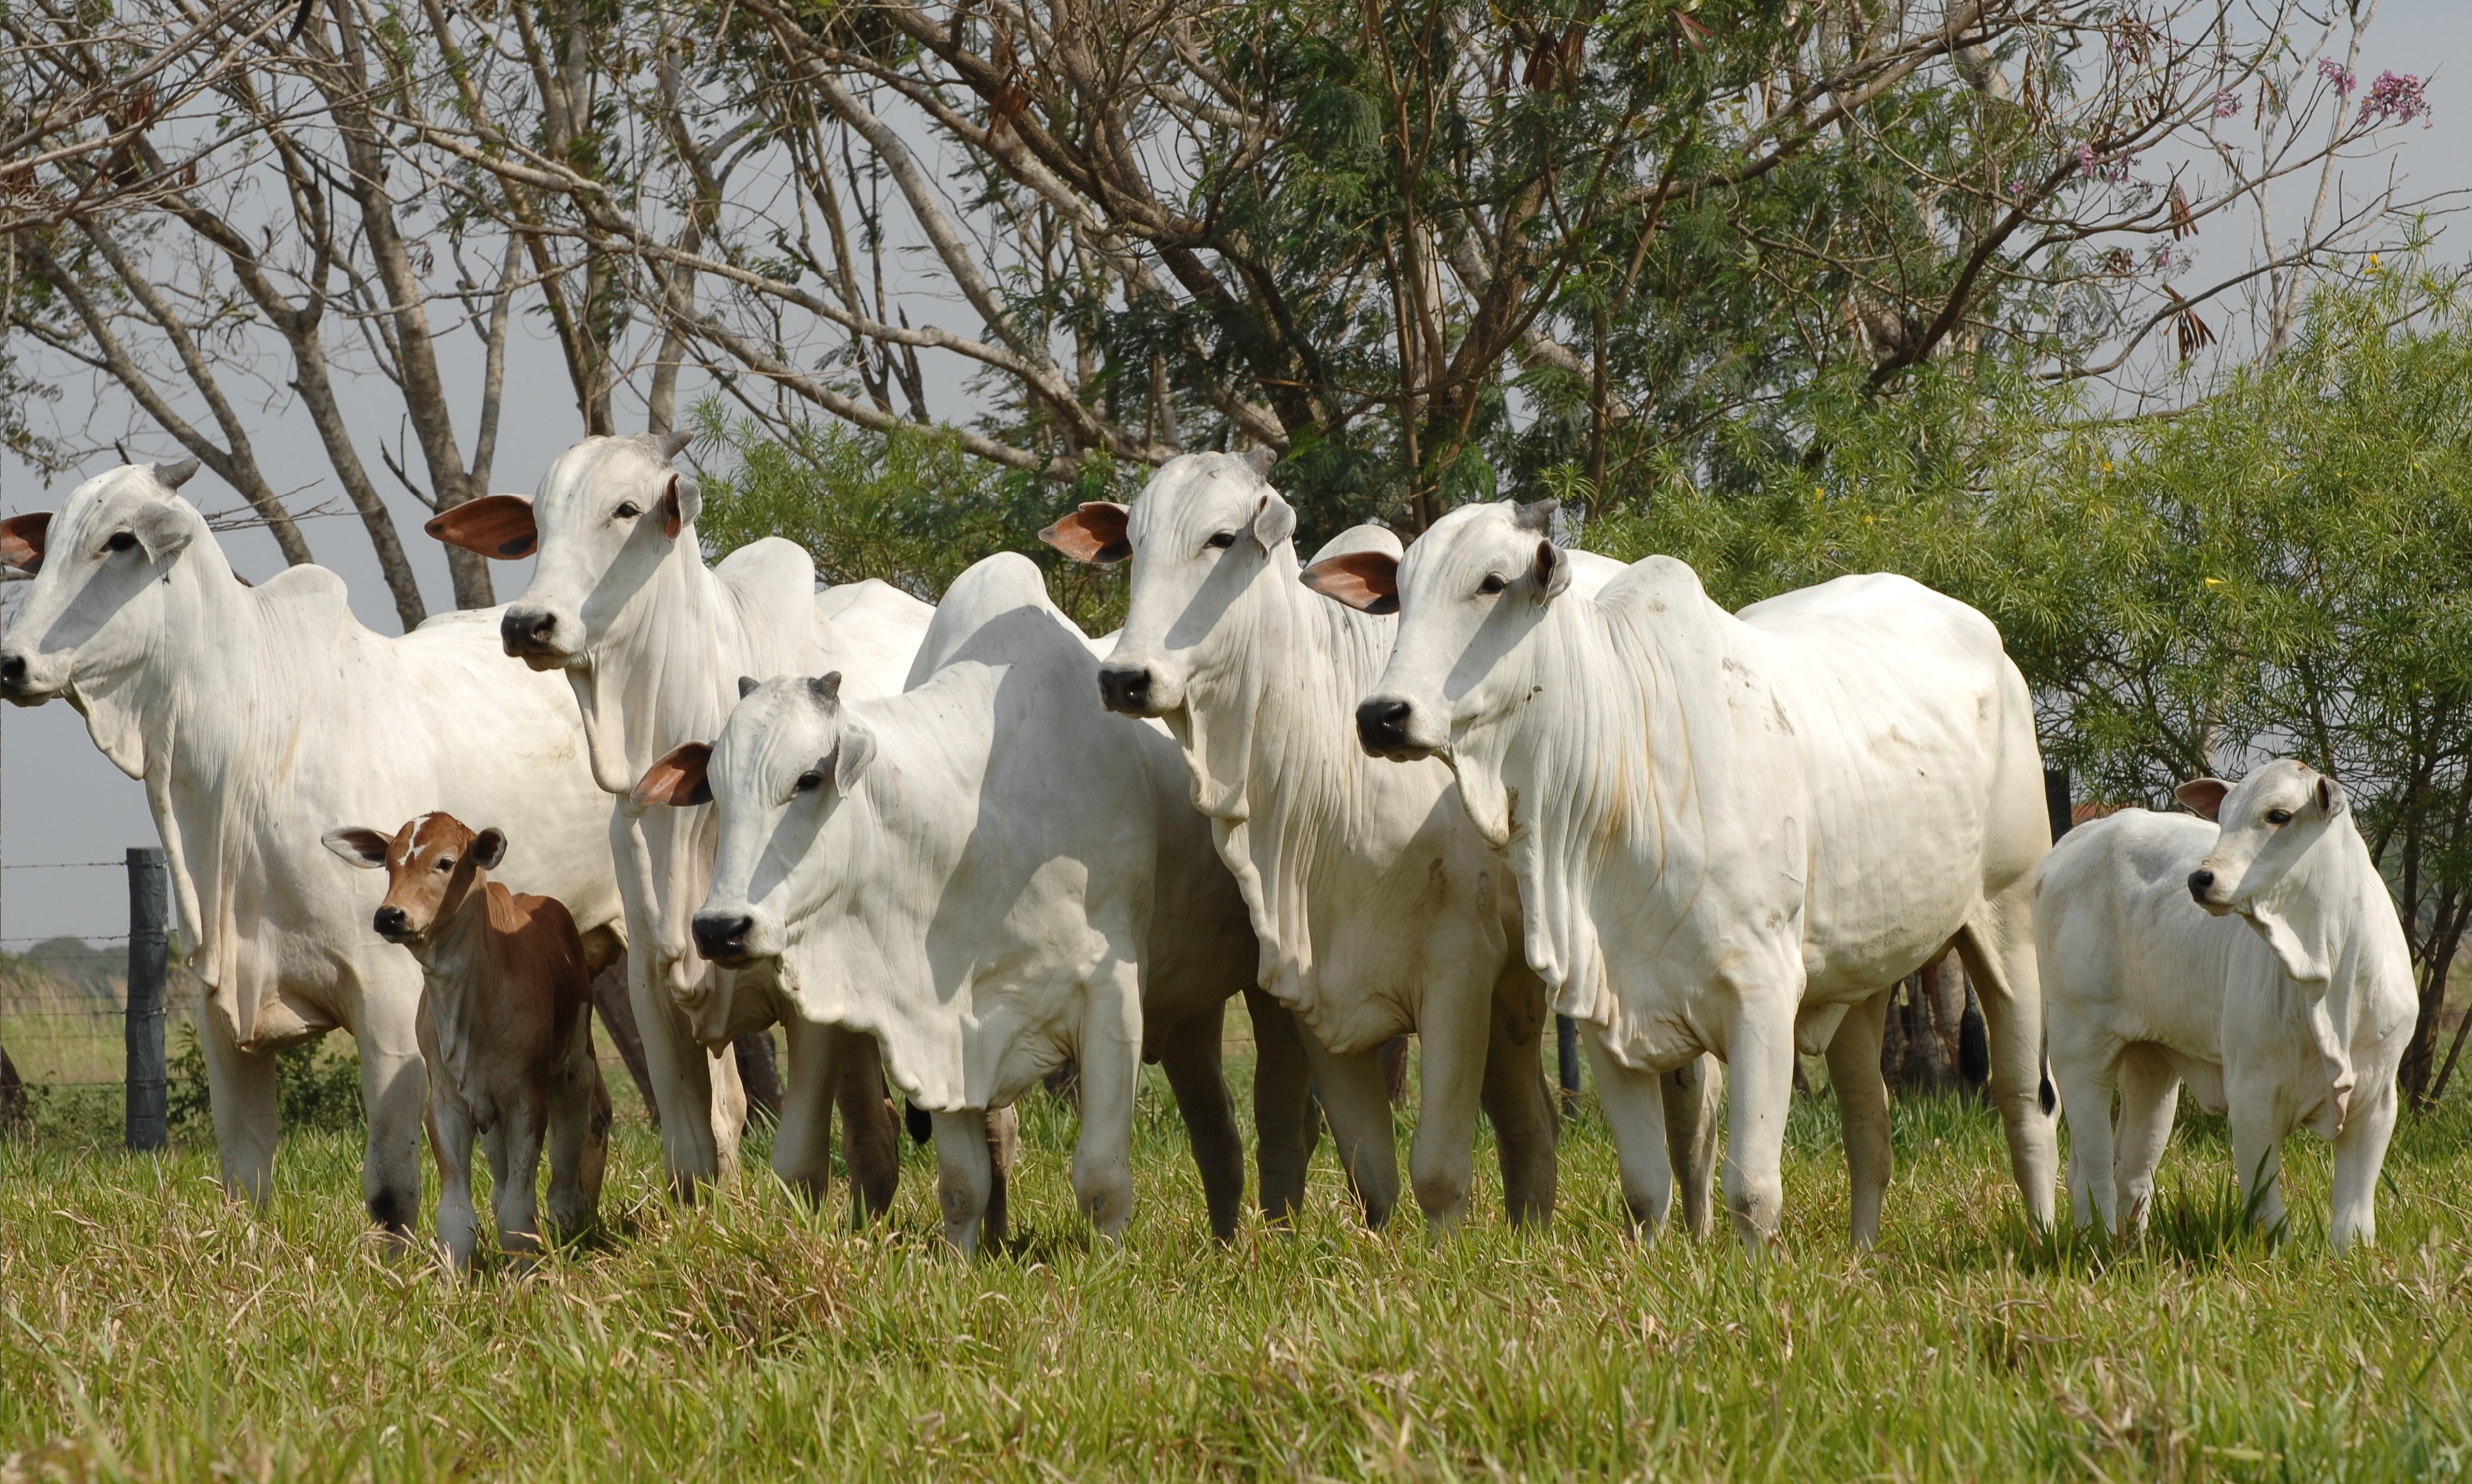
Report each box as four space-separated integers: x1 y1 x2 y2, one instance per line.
325 813 610 1270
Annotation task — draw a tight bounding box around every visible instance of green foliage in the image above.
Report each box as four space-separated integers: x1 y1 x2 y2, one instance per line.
166 1023 365 1137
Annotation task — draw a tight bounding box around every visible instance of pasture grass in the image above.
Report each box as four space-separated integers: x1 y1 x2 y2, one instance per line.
6 1062 2472 1481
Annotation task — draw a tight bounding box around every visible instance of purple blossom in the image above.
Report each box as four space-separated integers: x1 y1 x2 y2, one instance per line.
2077 142 2098 174
2318 58 2357 97
2212 90 2242 119
2360 70 2433 127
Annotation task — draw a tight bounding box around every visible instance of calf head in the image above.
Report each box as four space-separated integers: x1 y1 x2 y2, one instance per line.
1348 498 1571 761
324 813 508 946
1 461 205 714
428 431 698 672
2177 759 2351 986
1040 451 1291 718
638 672 875 969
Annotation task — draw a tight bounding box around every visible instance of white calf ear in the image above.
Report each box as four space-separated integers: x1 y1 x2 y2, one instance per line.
2317 775 2347 817
323 827 393 869
1251 490 1297 551
131 501 194 562
1300 549 1400 614
425 494 538 560
0 511 50 573
633 742 714 807
1534 540 1572 602
1038 502 1132 565
469 828 508 870
834 720 877 791
663 472 701 540
2175 777 2230 822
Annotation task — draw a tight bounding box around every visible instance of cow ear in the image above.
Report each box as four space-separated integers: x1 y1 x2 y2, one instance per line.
633 742 714 807
0 512 51 573
469 828 508 870
1301 549 1400 615
322 827 394 869
1534 540 1571 602
663 473 701 540
1038 501 1132 565
2317 774 2347 818
833 720 877 792
132 501 194 562
426 494 538 560
1251 489 1296 551
2175 778 2230 822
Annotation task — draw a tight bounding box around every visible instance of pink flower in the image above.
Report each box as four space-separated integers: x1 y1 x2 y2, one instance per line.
2318 58 2357 97
2360 71 2431 127
2077 142 2098 174
2212 90 2241 119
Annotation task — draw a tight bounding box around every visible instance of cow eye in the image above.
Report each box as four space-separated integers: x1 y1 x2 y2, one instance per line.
1478 573 1507 595
435 856 455 871
1205 531 1237 550
103 531 137 553
2265 809 2293 825
794 770 825 794
614 501 643 520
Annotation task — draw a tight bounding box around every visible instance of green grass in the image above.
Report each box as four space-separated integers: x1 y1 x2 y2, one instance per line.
7 1062 2472 1481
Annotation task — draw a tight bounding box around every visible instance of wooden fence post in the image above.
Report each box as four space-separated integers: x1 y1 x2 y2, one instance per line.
125 846 169 1152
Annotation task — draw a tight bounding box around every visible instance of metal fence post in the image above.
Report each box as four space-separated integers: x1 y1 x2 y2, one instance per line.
125 845 169 1151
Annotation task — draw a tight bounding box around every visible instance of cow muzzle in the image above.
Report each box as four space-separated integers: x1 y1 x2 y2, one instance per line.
1356 696 1440 761
0 648 60 706
691 910 760 968
1096 663 1166 716
500 605 579 670
2186 867 2233 913
373 904 416 941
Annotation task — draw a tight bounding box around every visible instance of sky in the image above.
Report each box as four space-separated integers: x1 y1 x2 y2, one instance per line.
3 0 2469 946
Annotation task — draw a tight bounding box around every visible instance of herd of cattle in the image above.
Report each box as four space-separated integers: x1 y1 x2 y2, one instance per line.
0 436 2417 1267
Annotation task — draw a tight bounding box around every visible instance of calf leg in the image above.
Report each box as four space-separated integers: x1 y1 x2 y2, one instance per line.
1299 1037 1400 1230
1826 990 1894 1248
2226 1095 2289 1243
1477 987 1558 1230
355 977 429 1243
1245 988 1319 1225
2330 1078 2399 1252
931 1109 993 1257
983 1106 1020 1248
2112 1045 2181 1236
198 999 279 1208
427 1087 481 1273
543 1016 610 1242
483 1105 548 1265
1955 892 2061 1230
2048 1044 2123 1235
1070 970 1143 1242
1660 1055 1723 1241
772 1018 851 1210
835 1032 902 1220
1156 1003 1247 1243
1406 985 1489 1233
1584 1033 1677 1238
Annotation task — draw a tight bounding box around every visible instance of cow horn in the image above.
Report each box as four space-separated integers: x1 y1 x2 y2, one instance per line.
661 429 694 461
738 675 762 699
156 458 202 489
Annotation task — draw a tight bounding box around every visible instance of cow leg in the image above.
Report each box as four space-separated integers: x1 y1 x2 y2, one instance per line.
2226 1089 2290 1243
198 1001 279 1208
426 1081 481 1274
2049 1042 2123 1235
490 1099 549 1266
1722 998 1800 1257
1245 988 1319 1226
771 1016 848 1210
1477 988 1558 1230
983 1106 1019 1248
2330 1077 2399 1252
627 933 723 1201
1660 1055 1723 1241
1583 1032 1677 1237
930 1109 993 1257
1405 984 1487 1233
1826 990 1893 1248
2110 1045 2180 1237
355 976 428 1244
1069 971 1143 1242
543 1018 610 1243
1954 893 2060 1230
835 1032 902 1221
1156 1003 1246 1243
1298 1038 1400 1230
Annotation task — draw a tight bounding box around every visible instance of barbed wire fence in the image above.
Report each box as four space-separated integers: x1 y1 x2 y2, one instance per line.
0 849 181 1141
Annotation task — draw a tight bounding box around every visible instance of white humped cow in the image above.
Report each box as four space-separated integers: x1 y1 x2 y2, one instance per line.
645 553 1270 1251
428 431 934 1208
0 462 621 1235
1044 452 1719 1233
2036 760 2412 1250
1334 499 2058 1251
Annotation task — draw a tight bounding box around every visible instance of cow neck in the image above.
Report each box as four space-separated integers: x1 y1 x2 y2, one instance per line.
579 533 755 788
2281 818 2413 1133
406 874 500 1102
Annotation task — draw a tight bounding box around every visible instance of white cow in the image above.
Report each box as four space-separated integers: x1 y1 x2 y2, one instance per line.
0 462 622 1233
2037 761 2412 1250
1338 499 2058 1251
429 431 935 1208
644 553 1267 1251
1043 452 1719 1234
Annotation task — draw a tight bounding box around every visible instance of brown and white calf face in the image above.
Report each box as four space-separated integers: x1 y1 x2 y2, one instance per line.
2175 759 2350 985
324 813 509 946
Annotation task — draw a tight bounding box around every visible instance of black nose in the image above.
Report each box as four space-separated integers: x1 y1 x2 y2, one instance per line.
693 913 755 964
500 608 558 655
1356 698 1413 755
1097 666 1152 714
2187 869 2217 902
373 905 409 938
0 654 24 695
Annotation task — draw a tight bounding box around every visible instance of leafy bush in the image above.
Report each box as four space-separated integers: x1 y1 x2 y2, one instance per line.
167 1024 365 1137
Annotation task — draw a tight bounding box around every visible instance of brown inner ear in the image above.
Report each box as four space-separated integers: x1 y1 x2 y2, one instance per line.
632 742 714 807
1037 503 1131 565
1299 550 1400 615
0 511 51 573
2174 778 2230 822
663 474 684 540
425 495 538 560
